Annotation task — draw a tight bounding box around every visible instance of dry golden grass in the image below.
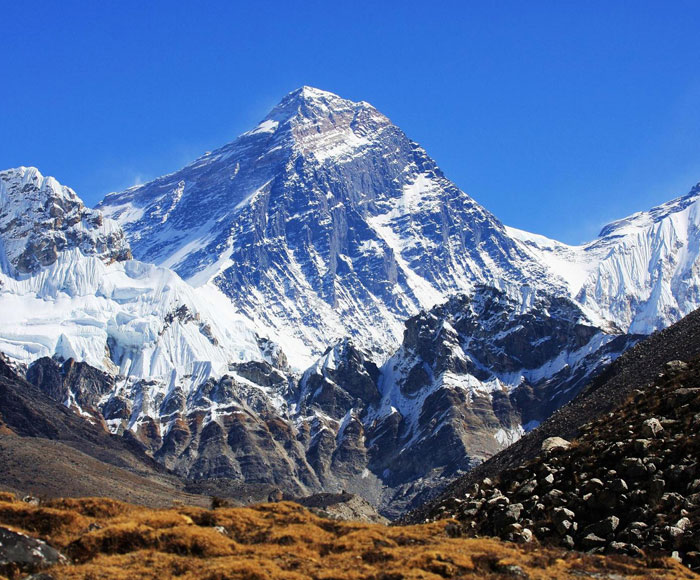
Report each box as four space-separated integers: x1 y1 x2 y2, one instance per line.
0 491 16 503
0 495 696 580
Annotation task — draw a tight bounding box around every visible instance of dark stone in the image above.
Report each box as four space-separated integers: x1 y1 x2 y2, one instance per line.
0 526 66 577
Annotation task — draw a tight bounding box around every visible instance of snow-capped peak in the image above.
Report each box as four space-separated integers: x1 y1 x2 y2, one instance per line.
98 87 556 364
510 181 700 335
1 166 78 203
0 166 131 276
268 86 368 118
597 182 700 239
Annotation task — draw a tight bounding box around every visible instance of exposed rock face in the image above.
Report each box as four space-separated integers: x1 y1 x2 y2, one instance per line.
0 167 130 275
417 355 700 572
406 304 700 524
299 339 380 420
27 357 115 425
152 374 320 496
0 354 213 508
361 287 635 515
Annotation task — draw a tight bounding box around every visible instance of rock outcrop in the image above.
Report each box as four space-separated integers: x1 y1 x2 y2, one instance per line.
0 526 67 578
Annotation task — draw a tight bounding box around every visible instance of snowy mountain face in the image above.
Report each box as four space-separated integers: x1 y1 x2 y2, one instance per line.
98 87 557 363
0 167 321 493
0 167 276 410
509 182 700 334
0 167 131 275
0 165 636 512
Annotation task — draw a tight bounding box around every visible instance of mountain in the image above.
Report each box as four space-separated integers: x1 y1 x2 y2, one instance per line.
406 303 700 526
359 286 635 515
509 182 700 334
98 87 558 364
4 86 700 518
98 86 700 362
0 166 632 513
0 166 278 392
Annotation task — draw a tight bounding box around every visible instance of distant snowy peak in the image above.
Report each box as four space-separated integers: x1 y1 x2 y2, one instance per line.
99 86 558 361
596 182 700 239
509 181 700 334
0 167 131 276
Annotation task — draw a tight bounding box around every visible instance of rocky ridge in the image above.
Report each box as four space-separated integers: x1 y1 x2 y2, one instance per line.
10 284 633 517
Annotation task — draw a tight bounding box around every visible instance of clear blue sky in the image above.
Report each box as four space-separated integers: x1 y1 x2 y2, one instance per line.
2 1 700 243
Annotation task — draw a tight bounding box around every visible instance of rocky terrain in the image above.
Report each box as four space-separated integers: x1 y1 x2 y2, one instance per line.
0 493 694 580
415 355 700 572
405 303 700 519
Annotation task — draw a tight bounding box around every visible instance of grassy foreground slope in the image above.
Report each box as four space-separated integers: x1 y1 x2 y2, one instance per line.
0 493 695 580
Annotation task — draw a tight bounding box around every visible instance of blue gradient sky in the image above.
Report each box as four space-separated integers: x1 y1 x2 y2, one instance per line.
2 1 700 243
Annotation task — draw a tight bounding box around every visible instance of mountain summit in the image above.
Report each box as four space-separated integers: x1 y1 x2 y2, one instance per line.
98 87 555 363
0 167 131 275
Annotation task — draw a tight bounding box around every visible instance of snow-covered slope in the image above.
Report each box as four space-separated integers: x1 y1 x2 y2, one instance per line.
99 87 558 362
509 182 700 334
0 160 647 514
0 167 270 390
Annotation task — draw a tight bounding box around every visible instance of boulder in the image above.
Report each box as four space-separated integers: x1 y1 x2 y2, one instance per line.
663 360 688 374
581 533 606 550
641 418 664 438
0 527 66 577
541 437 571 453
583 516 619 538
